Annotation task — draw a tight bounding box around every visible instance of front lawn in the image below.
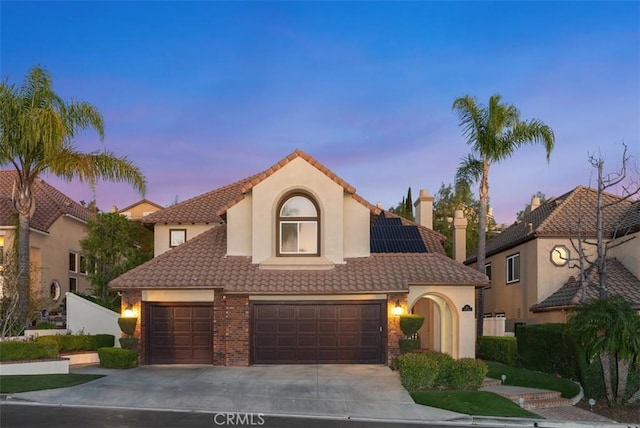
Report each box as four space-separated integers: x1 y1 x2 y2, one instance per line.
0 374 103 393
411 391 539 418
484 360 580 399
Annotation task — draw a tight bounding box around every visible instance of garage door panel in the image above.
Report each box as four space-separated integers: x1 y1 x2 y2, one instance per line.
147 304 213 364
252 302 384 364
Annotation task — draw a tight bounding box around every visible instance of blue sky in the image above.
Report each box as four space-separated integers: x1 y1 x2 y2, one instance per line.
1 1 638 224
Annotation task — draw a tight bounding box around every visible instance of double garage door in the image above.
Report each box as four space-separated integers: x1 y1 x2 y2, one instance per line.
252 301 385 364
146 301 385 365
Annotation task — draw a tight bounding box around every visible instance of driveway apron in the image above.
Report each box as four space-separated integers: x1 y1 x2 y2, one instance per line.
10 365 465 422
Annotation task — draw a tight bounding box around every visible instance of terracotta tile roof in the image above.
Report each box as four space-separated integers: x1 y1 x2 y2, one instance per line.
118 198 164 213
466 186 637 263
142 149 381 224
614 200 640 238
0 170 93 232
110 225 488 292
531 258 640 312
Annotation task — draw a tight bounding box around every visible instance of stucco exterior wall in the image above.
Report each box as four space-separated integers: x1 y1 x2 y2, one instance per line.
407 285 476 359
610 231 640 278
154 224 214 256
226 196 252 256
250 157 346 264
120 201 161 220
343 196 370 258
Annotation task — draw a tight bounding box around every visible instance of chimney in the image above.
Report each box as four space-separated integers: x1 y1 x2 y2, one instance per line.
110 205 118 213
414 189 434 229
452 209 467 262
530 196 541 212
376 202 383 209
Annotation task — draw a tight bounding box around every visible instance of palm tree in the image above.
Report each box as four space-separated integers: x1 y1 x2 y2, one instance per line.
452 94 554 337
0 65 146 325
566 296 640 406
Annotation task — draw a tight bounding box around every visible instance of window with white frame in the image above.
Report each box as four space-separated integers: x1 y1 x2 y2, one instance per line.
169 229 186 247
506 253 520 284
484 263 492 282
69 252 77 272
79 255 87 275
69 277 77 293
277 194 319 256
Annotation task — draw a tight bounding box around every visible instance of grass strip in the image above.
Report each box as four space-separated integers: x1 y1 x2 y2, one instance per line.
411 390 539 418
484 360 580 399
0 374 103 393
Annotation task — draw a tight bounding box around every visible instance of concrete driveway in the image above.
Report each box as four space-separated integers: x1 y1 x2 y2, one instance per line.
10 365 467 423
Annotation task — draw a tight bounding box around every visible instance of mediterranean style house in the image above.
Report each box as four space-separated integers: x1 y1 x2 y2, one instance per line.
0 170 92 313
465 186 640 333
110 150 488 366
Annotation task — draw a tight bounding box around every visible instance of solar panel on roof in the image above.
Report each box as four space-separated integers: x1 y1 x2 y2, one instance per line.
370 214 427 253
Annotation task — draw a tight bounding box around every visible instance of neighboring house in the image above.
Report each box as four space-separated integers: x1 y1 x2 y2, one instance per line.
0 170 92 313
117 199 163 221
110 150 488 366
465 186 640 333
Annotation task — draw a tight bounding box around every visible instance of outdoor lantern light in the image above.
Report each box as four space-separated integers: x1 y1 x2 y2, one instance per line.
518 397 525 408
588 398 596 411
123 305 134 318
501 374 506 384
392 300 403 316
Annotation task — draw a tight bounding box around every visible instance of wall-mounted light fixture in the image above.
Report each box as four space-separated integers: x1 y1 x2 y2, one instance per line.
392 299 403 316
123 305 135 318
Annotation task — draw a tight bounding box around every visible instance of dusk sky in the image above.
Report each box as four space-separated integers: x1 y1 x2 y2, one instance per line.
1 1 638 224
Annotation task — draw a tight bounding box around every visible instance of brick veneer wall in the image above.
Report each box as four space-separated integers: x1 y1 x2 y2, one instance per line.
213 292 226 365
223 295 250 366
387 293 408 364
120 290 143 364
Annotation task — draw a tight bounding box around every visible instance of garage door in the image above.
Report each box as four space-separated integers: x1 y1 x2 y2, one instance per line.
252 302 385 364
146 303 213 364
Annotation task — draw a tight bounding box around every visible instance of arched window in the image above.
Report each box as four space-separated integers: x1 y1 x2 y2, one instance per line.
277 194 320 256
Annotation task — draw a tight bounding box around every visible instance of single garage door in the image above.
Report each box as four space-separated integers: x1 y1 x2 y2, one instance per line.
146 303 213 364
252 301 385 364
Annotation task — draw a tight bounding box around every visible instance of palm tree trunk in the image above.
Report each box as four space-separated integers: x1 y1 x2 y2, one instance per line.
475 159 489 338
616 357 630 406
17 212 31 327
600 351 615 405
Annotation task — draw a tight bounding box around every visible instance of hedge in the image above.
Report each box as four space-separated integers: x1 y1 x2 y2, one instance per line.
36 334 115 353
477 336 519 366
0 341 59 362
517 324 577 379
397 351 487 392
98 347 138 368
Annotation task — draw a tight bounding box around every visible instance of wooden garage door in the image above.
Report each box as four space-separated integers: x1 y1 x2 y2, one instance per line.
252 302 385 364
146 303 213 364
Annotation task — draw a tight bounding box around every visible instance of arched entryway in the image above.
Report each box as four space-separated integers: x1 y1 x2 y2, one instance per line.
409 292 459 358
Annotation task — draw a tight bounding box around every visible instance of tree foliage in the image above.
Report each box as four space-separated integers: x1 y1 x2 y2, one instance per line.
80 212 152 305
0 65 146 324
433 181 485 258
389 187 414 221
566 296 640 406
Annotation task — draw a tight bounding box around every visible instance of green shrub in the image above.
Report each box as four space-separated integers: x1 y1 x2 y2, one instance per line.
399 338 419 354
477 336 519 366
446 358 488 390
399 314 425 337
36 334 115 352
34 321 58 329
118 318 137 336
98 347 138 368
397 351 453 391
0 341 58 361
119 337 139 351
517 324 577 379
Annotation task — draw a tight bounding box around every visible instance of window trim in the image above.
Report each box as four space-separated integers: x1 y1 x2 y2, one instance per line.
169 229 187 248
69 252 78 273
550 244 570 267
506 253 520 284
484 262 492 282
79 255 87 275
69 276 78 293
276 192 320 257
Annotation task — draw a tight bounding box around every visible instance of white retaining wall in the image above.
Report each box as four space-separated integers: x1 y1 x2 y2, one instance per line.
66 292 121 346
0 359 69 375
